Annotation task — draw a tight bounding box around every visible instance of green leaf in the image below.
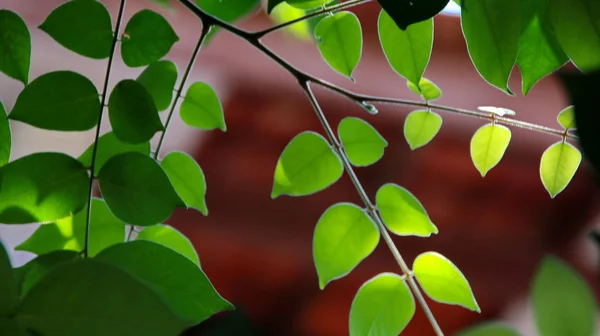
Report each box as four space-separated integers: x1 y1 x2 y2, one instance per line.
470 124 512 177
377 0 449 30
540 142 581 198
532 256 596 336
269 3 312 41
9 71 100 131
17 259 187 336
137 60 178 111
314 11 362 79
461 0 520 94
349 273 415 336
267 0 285 13
458 322 521 336
78 132 151 176
136 224 200 267
517 0 568 95
121 10 179 67
108 79 163 144
313 203 379 289
338 117 387 167
286 0 331 10
376 183 437 237
16 198 125 257
0 102 10 167
0 242 18 315
557 106 575 129
96 241 231 324
16 250 80 297
407 77 442 101
404 110 443 150
39 0 113 59
271 131 343 198
0 10 30 84
378 10 432 85
197 0 260 22
160 152 208 215
549 0 600 71
0 317 27 336
180 82 226 131
0 152 89 224
413 252 480 312
98 152 184 226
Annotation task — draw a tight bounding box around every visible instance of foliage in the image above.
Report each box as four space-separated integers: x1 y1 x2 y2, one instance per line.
0 0 598 335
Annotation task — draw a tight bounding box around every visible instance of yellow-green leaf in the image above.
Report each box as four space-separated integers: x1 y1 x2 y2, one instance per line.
314 11 362 79
404 110 443 150
376 183 437 237
540 142 581 198
470 124 511 177
407 77 442 101
557 106 575 129
338 117 387 167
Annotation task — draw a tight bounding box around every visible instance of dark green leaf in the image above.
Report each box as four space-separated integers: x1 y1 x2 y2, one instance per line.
0 10 30 84
0 102 10 167
0 318 27 336
136 224 200 267
377 0 449 30
0 152 89 224
96 241 232 324
271 131 343 198
137 60 178 111
0 241 17 315
180 82 226 131
78 132 151 176
16 250 80 297
461 0 520 94
161 152 208 215
376 183 438 236
39 0 113 59
197 0 260 22
121 10 179 67
338 117 387 167
16 259 187 336
108 79 163 144
457 322 521 336
98 152 184 226
314 11 362 79
9 71 100 131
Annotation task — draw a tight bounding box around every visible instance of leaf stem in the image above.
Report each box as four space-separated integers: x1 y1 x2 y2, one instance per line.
82 0 127 258
154 23 214 160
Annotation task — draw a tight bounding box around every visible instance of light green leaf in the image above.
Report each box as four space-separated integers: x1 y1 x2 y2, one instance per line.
407 77 442 101
286 0 332 10
78 132 151 176
313 203 379 289
9 71 100 131
137 61 178 111
269 3 312 41
413 252 480 312
0 10 30 84
0 242 17 315
549 0 600 71
532 256 596 336
557 106 575 129
267 0 285 13
0 152 89 224
96 241 231 324
349 273 415 336
180 82 226 131
136 224 200 267
338 117 387 167
17 259 187 336
39 0 113 59
0 102 10 167
108 79 163 144
16 250 80 297
457 322 521 336
470 124 511 177
97 152 185 226
121 10 179 67
461 0 520 94
540 142 581 198
314 11 362 79
161 152 207 215
404 110 443 150
271 131 343 198
378 10 433 85
376 183 437 237
16 198 126 257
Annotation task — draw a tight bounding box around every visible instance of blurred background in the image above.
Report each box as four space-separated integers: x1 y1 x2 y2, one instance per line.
1 0 600 335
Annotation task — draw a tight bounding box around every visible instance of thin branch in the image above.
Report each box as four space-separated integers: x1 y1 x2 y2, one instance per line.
83 0 127 258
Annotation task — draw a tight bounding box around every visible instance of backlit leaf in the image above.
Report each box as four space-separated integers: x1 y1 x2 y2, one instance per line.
108 79 163 144
313 203 379 289
315 11 362 79
413 252 480 312
0 153 89 224
407 77 442 101
377 0 449 30
267 0 285 13
376 183 437 237
470 124 511 177
457 322 521 336
39 0 113 59
0 10 30 84
349 273 415 336
404 110 443 150
136 224 200 267
286 0 331 10
338 117 387 167
540 142 581 198
0 242 17 315
379 10 433 85
160 152 208 215
0 102 10 167
97 152 184 226
78 132 151 176
121 10 179 67
137 60 178 111
271 131 343 198
15 250 80 297
9 71 100 131
557 106 575 129
269 3 312 41
180 82 226 131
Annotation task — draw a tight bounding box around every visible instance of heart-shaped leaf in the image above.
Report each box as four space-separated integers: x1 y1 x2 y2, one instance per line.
78 132 151 176
470 124 512 177
160 152 208 215
180 82 226 131
121 10 179 67
315 11 362 79
136 224 200 267
137 60 178 111
0 10 30 84
0 102 10 167
404 110 443 150
540 142 581 198
338 117 388 167
377 0 449 30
